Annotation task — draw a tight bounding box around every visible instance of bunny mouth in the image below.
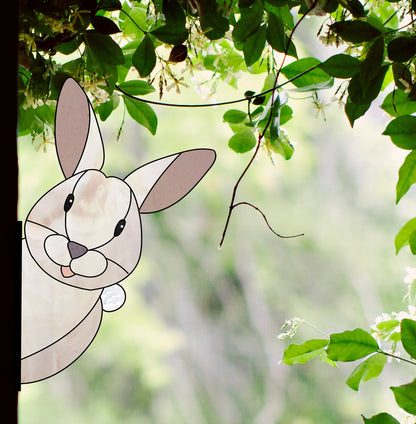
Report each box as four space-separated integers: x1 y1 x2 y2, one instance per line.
61 265 75 278
45 234 108 279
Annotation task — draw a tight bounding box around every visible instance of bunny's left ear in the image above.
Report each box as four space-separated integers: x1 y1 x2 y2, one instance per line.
125 149 216 213
55 78 104 178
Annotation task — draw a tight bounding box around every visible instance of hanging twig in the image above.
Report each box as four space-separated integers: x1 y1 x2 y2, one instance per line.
115 65 319 108
218 1 319 247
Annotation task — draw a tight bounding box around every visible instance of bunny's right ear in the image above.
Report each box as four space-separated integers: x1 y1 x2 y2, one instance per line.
55 78 104 178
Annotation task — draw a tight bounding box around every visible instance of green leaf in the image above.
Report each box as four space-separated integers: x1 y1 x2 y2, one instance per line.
396 150 416 203
395 217 416 253
232 5 263 42
151 25 188 45
123 96 158 135
117 80 155 95
362 412 401 424
269 3 294 29
331 20 381 44
326 328 379 362
84 33 125 65
383 115 416 149
279 105 293 125
199 2 229 40
344 0 366 18
390 379 416 415
223 109 248 124
162 0 186 26
281 58 331 89
348 65 389 105
91 15 121 34
318 54 361 79
401 319 416 358
55 37 83 55
281 339 329 365
243 25 266 66
346 353 386 391
392 63 413 91
228 129 257 153
132 35 156 77
96 94 119 121
387 36 416 62
98 0 122 10
119 4 148 38
381 90 416 117
266 13 297 58
409 228 416 254
361 37 385 83
345 99 371 127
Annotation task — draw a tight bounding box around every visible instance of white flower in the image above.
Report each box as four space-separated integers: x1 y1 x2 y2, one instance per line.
404 267 416 283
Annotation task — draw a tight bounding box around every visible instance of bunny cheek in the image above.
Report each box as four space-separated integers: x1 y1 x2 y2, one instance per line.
44 234 71 266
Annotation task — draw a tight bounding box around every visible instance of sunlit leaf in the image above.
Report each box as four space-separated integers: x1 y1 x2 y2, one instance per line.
401 319 416 358
390 379 416 415
383 115 416 150
395 217 416 253
396 150 416 203
346 353 386 391
381 90 416 117
118 80 156 95
281 58 331 89
228 129 257 153
362 412 401 424
281 339 329 365
223 109 248 124
326 328 379 362
123 95 158 135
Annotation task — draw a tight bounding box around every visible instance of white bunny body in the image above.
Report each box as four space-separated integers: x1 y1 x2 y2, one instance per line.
21 78 215 383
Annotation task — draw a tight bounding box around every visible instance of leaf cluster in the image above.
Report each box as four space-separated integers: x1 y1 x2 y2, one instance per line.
282 322 416 422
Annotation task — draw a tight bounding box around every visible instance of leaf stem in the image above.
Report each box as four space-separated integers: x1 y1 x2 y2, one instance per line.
379 350 416 366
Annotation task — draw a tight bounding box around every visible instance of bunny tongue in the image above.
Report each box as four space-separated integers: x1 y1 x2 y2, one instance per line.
61 266 75 278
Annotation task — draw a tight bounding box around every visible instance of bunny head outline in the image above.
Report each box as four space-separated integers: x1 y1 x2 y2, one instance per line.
21 78 216 383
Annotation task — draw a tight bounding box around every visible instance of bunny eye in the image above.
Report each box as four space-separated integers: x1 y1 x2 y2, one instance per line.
114 219 126 237
64 194 74 212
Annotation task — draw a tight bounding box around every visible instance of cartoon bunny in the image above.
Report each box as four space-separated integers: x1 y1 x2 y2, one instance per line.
21 78 216 384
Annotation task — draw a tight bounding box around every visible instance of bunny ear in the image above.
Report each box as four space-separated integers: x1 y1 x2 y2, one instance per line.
55 78 104 178
125 149 216 213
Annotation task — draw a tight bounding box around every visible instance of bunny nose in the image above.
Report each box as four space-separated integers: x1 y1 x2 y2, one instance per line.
67 241 88 259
